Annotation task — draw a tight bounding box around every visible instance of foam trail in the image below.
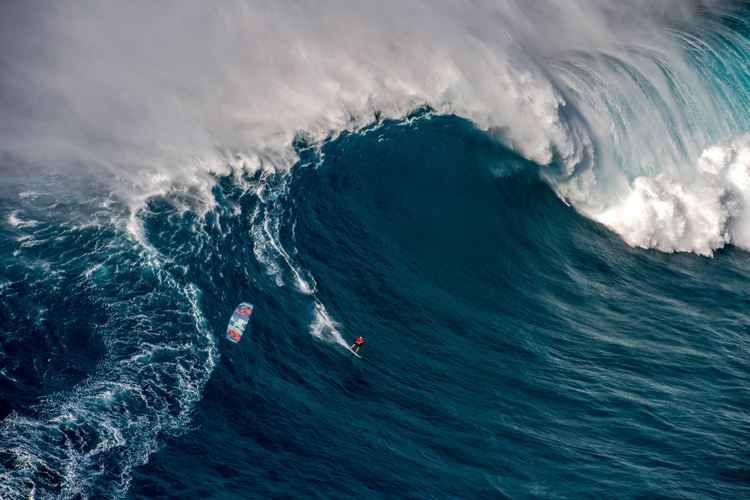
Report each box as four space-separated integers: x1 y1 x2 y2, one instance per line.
252 201 317 294
310 302 347 346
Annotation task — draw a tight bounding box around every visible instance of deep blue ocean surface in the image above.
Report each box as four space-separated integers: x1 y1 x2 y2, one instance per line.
2 1 750 499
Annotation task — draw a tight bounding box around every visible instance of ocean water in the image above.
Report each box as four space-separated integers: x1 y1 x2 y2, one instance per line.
2 1 750 499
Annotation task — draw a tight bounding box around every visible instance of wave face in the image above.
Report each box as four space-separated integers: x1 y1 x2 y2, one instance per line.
1 1 750 499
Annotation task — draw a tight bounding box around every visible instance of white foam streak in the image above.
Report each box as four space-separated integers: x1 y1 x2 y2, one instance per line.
310 302 347 346
8 211 40 229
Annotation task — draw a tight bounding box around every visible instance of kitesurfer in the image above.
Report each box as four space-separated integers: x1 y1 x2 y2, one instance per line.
350 336 364 353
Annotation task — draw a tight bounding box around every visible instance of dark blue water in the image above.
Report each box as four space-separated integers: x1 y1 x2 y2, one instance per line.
5 114 749 499
131 115 750 500
3 3 750 500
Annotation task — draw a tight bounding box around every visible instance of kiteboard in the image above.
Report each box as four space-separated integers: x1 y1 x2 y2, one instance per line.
347 346 362 358
226 302 253 343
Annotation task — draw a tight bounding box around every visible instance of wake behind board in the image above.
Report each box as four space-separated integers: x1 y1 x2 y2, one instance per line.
347 346 361 358
226 302 253 343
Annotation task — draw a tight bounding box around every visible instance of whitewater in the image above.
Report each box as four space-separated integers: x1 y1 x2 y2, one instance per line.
1 1 750 498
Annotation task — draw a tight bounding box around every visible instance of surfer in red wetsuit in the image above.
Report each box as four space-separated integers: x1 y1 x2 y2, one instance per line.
350 336 364 353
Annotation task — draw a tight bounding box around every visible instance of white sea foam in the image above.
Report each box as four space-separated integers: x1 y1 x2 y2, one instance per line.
310 301 347 346
0 217 217 499
594 135 750 255
8 211 39 229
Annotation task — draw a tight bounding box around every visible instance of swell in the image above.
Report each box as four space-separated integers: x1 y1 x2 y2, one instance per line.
128 113 750 499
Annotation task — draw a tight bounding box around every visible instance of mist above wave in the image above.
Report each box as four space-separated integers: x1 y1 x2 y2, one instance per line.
0 0 669 176
1 0 745 255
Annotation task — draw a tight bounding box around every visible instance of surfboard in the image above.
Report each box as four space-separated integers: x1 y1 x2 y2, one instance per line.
226 302 253 343
347 346 361 358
